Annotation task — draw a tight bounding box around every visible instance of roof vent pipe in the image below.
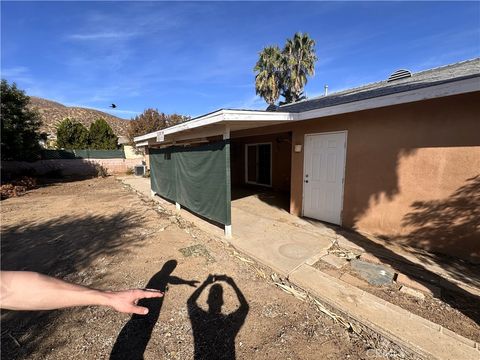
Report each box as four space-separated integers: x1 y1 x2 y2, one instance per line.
324 85 329 96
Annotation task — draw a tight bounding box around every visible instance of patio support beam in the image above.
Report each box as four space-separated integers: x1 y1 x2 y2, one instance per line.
223 125 232 238
225 225 232 238
223 125 230 140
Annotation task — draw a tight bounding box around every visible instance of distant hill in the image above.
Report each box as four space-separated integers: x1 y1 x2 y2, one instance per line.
28 97 130 137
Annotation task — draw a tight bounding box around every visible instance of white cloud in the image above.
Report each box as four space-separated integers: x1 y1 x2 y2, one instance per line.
1 66 29 77
67 31 139 41
1 66 37 86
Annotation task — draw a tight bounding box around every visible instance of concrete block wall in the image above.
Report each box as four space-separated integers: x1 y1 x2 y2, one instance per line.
2 158 144 177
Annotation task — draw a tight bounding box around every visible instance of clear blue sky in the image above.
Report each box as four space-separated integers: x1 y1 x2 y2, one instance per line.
1 1 479 119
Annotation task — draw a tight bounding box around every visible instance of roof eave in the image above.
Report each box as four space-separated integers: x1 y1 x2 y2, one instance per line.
134 75 480 144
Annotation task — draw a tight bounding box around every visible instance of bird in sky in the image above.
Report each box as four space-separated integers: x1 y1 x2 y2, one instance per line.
110 103 117 109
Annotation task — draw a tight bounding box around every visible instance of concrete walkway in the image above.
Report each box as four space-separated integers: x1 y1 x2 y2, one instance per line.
118 176 479 360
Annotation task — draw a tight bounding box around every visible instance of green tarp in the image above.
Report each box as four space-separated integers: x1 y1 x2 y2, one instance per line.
42 149 125 159
149 140 231 226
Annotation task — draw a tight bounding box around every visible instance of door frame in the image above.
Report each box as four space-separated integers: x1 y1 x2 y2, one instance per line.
244 142 273 187
301 130 348 225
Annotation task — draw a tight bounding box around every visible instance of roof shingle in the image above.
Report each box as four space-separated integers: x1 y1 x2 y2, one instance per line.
278 58 480 113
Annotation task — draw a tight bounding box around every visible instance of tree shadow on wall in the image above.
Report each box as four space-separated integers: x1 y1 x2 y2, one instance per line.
329 176 480 324
331 224 480 326
0 212 146 360
400 175 480 272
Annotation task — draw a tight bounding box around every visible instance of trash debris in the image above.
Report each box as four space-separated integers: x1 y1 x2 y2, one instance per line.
327 241 361 261
232 250 254 264
253 266 267 279
271 273 307 301
311 297 361 335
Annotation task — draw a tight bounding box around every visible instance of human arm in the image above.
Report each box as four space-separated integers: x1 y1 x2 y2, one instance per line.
0 271 163 315
220 275 249 313
186 274 212 309
169 275 199 287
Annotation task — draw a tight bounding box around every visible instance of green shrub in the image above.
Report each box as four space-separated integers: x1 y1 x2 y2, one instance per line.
56 118 89 149
1 80 42 161
89 118 117 150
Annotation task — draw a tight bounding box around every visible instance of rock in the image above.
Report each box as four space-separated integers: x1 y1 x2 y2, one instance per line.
400 285 425 300
395 273 441 298
350 259 395 286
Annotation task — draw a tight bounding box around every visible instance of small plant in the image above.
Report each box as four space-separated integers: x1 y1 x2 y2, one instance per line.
125 167 134 175
142 169 150 178
95 164 108 178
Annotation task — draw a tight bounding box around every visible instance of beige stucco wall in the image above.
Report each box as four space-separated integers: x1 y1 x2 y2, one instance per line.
232 92 480 261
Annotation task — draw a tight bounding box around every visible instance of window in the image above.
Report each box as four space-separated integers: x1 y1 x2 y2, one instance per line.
245 143 272 186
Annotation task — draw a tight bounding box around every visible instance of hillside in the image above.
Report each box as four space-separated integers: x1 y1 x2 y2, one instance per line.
28 97 130 137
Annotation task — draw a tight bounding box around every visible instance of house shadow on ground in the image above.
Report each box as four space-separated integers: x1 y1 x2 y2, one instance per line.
231 187 290 212
0 211 145 359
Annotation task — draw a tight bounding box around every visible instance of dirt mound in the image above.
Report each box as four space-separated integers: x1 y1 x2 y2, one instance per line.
28 96 130 137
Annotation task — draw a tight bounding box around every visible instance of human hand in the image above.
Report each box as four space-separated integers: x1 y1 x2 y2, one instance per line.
187 280 199 287
104 289 163 315
212 274 234 284
212 274 227 282
223 276 234 285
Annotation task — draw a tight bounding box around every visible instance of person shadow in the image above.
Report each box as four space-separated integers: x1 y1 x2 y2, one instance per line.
110 260 198 360
187 274 249 360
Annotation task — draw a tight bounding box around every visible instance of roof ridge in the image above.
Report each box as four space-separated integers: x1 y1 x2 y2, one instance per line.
279 57 480 108
411 57 480 77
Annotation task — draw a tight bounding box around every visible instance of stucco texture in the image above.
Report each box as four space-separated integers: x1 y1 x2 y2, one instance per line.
232 92 480 261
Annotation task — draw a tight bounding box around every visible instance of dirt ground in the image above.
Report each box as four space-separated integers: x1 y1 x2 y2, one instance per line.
1 177 406 360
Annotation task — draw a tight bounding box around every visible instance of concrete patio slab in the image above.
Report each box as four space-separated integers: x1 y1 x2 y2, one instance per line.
290 264 479 360
230 204 332 275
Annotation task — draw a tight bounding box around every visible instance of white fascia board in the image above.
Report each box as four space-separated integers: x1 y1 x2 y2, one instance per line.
135 141 149 147
134 110 225 142
134 77 479 144
223 110 297 122
134 110 296 143
298 77 480 121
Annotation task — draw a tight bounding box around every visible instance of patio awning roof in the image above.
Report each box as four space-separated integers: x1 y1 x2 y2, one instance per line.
134 109 298 146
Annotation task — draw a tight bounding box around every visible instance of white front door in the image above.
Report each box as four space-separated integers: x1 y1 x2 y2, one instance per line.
303 131 347 225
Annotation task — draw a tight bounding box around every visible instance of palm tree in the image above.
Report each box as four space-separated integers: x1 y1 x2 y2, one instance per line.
254 46 282 105
280 32 317 104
